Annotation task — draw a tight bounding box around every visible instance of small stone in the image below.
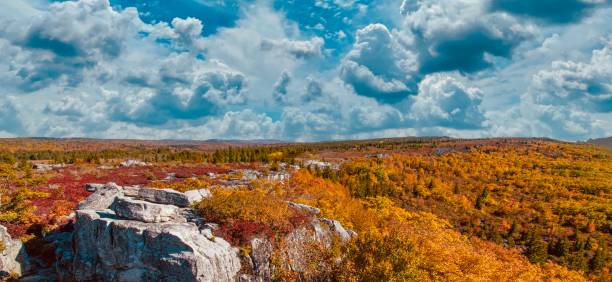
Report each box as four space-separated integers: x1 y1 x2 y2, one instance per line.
85 183 104 192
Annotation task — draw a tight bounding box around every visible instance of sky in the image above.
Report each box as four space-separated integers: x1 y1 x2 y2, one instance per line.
0 0 610 141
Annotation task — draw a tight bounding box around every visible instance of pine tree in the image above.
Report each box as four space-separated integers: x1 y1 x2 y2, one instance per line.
475 196 484 210
584 237 593 251
475 188 489 210
590 246 607 272
526 237 548 264
553 238 570 257
569 251 588 272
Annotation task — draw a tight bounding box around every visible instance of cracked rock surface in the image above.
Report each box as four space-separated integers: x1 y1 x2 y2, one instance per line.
68 183 241 282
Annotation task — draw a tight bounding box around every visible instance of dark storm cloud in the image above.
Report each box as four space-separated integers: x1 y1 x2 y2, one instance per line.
489 0 609 24
417 27 521 74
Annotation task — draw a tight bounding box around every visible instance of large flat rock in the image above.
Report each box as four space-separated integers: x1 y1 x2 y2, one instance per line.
138 188 191 207
112 197 179 223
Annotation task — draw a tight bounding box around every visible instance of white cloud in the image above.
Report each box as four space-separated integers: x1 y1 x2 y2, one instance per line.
0 0 609 141
340 23 418 102
170 17 206 51
260 37 324 59
409 73 486 129
528 37 612 112
400 0 535 73
490 104 606 140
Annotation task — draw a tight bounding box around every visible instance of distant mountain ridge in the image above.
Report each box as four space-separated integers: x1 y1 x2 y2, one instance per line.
587 137 612 147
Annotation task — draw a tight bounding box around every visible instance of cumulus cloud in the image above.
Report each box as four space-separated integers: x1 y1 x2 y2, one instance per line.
400 0 534 74
260 37 324 59
44 96 87 120
0 0 253 130
528 38 612 112
342 1 534 103
409 74 486 129
281 107 337 139
0 0 145 91
0 0 610 141
201 3 328 108
340 23 418 103
169 17 206 51
492 104 605 140
108 54 248 125
303 78 324 102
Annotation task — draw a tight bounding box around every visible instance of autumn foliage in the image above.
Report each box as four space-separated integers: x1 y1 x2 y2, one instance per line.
0 138 609 281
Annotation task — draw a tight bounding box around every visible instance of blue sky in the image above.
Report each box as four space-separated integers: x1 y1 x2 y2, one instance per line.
0 0 610 141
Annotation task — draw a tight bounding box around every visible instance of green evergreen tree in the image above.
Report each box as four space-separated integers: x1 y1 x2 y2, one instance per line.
526 237 548 264
584 237 593 251
590 246 607 272
569 251 588 272
475 195 484 210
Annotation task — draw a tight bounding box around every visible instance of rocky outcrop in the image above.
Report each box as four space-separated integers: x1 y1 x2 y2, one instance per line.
239 208 356 282
0 225 28 277
72 210 240 281
26 183 355 281
65 184 241 281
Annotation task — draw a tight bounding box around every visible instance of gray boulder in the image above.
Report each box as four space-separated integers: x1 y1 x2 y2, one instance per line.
77 182 123 210
240 218 356 281
0 225 28 277
287 202 321 215
123 186 140 197
138 188 191 207
112 197 178 223
183 189 212 205
320 218 355 241
248 237 273 282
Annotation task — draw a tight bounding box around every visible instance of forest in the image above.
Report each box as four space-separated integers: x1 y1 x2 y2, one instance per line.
0 137 609 281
